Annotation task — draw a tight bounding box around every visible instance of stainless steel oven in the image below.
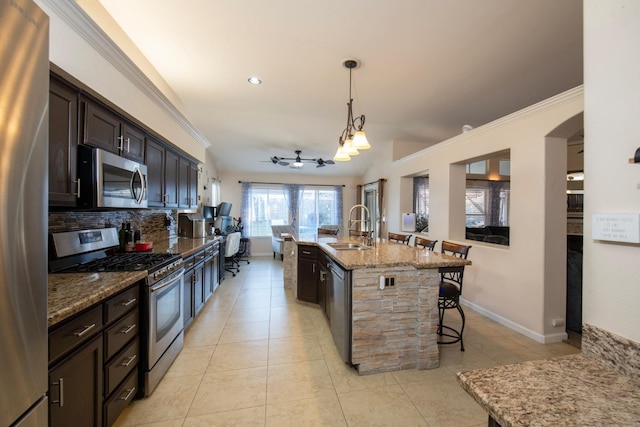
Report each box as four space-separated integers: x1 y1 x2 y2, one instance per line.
145 266 184 396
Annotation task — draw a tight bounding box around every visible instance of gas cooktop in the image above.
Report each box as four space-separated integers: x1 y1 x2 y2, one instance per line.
48 227 181 275
60 252 179 273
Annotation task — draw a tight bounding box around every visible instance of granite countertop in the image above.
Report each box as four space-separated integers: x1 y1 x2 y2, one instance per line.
457 353 640 426
48 236 222 327
48 271 147 327
151 235 221 258
291 233 471 270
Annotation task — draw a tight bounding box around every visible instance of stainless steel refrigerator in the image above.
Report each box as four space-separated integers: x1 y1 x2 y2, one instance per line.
0 0 49 425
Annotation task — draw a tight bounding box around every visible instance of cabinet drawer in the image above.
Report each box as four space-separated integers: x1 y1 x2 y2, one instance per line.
49 305 103 363
103 369 137 427
104 286 139 325
104 308 138 361
183 254 195 270
299 245 318 259
105 337 139 396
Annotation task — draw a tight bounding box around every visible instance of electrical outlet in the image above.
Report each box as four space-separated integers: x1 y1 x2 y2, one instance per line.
385 277 395 287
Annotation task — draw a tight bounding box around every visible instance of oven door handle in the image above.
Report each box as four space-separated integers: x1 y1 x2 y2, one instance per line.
150 268 184 293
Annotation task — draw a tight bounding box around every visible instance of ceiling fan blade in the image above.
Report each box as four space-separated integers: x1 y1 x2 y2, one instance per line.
324 159 335 165
279 161 290 166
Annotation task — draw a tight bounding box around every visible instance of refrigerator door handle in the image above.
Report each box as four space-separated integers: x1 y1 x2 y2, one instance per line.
52 378 64 407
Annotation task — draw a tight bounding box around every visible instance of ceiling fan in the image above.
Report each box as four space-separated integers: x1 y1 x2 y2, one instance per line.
266 150 335 168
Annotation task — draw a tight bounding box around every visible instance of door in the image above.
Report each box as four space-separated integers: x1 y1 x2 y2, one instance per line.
188 161 199 209
83 99 121 154
364 183 379 238
0 1 49 425
145 138 165 207
49 336 103 427
121 122 145 163
165 149 180 208
148 272 184 368
178 157 190 208
49 76 79 207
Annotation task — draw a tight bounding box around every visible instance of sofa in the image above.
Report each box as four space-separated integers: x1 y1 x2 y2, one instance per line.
271 225 294 260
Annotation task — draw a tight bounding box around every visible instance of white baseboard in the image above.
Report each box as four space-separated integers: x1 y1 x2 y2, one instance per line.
461 299 568 344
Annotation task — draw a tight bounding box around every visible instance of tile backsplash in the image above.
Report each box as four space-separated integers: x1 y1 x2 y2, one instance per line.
48 209 178 243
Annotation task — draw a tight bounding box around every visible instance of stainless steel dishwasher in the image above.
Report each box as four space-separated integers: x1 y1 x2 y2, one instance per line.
326 257 352 364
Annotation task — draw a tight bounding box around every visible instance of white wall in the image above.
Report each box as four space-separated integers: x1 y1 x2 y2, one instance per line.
219 172 361 256
583 1 640 343
37 0 206 162
362 89 584 342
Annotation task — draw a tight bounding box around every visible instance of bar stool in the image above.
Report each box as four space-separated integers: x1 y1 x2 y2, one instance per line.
414 237 437 251
438 241 471 351
388 232 411 244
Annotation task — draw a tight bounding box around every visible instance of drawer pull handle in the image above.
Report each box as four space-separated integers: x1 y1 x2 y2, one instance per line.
302 251 311 255
119 387 136 402
120 354 137 367
120 298 137 307
52 378 64 407
119 324 136 334
73 323 96 338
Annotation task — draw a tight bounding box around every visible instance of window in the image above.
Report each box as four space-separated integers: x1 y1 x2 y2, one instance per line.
244 185 287 236
299 188 341 234
465 187 487 227
241 183 342 237
466 160 487 174
463 151 510 246
413 176 429 232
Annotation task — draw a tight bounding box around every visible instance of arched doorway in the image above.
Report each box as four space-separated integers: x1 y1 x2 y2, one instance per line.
546 112 584 347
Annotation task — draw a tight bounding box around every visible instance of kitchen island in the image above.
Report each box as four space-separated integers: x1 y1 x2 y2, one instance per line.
282 233 470 375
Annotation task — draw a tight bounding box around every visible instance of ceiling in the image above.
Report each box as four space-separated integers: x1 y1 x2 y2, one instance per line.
93 0 583 176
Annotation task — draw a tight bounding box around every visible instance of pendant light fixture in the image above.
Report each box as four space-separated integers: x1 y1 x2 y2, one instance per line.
333 59 370 162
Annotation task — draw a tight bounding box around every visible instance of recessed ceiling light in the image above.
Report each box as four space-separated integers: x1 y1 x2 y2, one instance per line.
248 76 262 85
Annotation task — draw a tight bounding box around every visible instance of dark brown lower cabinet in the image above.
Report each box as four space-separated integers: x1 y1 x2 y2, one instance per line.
49 335 103 427
48 284 140 427
297 245 319 303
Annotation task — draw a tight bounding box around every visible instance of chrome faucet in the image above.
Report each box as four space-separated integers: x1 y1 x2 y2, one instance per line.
348 204 374 246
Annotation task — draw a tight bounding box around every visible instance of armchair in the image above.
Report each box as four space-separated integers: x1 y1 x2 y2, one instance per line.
271 225 294 260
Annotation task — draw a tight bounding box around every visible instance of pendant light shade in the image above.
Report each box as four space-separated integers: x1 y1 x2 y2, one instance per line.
352 130 370 149
335 59 369 161
333 143 351 161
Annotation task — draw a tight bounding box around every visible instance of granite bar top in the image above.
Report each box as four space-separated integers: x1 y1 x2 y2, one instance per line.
457 354 640 426
48 236 222 327
290 233 471 270
458 324 640 426
48 271 147 327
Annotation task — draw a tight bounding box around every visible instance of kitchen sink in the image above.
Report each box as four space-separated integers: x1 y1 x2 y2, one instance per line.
327 242 370 250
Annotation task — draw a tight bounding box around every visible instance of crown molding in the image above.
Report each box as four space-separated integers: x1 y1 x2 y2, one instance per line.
394 85 584 165
39 0 210 148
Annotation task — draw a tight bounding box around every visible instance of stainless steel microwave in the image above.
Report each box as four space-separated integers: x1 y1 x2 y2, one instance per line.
77 146 148 209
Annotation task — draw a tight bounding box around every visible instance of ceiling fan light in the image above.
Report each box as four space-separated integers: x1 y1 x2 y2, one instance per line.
352 130 370 149
293 160 304 168
333 145 351 161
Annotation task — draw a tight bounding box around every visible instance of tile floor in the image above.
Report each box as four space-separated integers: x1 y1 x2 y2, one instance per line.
115 257 579 427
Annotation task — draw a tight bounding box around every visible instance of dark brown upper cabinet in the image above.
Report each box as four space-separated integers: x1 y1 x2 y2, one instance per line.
49 76 79 207
145 137 179 208
81 97 145 163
